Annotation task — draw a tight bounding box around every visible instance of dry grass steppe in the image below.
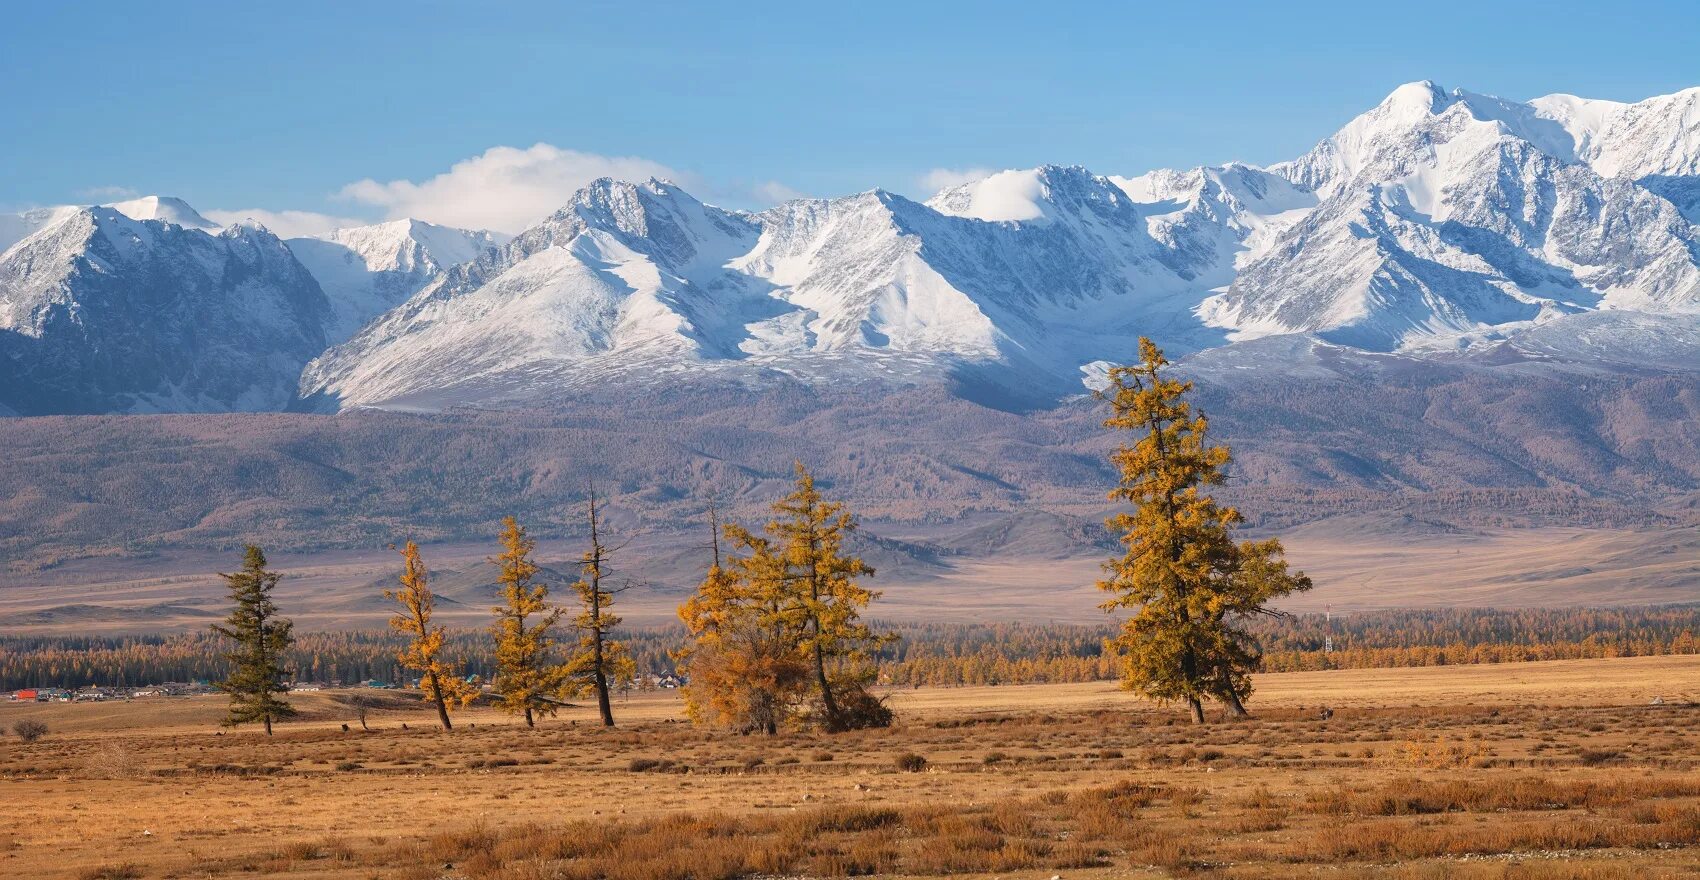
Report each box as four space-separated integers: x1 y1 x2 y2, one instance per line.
5 656 1700 879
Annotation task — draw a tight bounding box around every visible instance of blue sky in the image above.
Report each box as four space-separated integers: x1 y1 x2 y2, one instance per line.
4 0 1697 234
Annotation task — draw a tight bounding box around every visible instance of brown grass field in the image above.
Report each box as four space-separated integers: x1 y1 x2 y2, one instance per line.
6 656 1700 879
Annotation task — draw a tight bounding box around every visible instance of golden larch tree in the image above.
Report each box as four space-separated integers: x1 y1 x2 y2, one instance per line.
764 462 893 731
386 540 479 730
489 516 566 727
1097 338 1311 723
562 489 634 727
678 500 811 735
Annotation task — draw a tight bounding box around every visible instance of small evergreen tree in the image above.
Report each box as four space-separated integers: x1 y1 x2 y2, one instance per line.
489 516 566 727
387 540 479 730
211 545 296 735
562 489 634 727
1097 338 1312 722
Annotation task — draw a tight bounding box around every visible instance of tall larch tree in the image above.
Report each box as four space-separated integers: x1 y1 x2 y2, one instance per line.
489 516 566 727
1097 338 1312 723
562 489 633 727
386 541 479 730
211 545 296 735
767 462 893 731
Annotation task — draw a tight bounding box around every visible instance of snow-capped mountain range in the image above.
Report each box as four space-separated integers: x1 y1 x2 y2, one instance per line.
4 81 1700 415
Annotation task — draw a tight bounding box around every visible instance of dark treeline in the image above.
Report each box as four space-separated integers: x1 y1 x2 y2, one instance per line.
6 606 1700 691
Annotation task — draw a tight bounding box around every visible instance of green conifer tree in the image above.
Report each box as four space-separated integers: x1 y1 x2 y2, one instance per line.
211 545 296 735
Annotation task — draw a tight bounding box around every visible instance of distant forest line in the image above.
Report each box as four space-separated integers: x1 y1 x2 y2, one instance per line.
5 606 1700 692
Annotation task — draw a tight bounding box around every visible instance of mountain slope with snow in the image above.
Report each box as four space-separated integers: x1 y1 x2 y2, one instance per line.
1209 81 1700 349
305 77 1700 410
0 207 330 414
300 168 1253 408
286 219 505 342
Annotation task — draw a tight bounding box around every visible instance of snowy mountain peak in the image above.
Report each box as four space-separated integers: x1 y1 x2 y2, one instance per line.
1382 79 1451 115
926 165 1133 223
106 195 218 230
0 204 329 414
526 175 762 276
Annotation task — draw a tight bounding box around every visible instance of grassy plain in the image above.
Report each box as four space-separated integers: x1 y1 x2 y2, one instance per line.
5 656 1700 879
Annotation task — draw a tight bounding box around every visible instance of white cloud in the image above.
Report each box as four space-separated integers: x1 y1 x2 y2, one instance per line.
203 208 367 239
748 180 809 204
336 143 685 233
77 185 140 200
917 167 996 194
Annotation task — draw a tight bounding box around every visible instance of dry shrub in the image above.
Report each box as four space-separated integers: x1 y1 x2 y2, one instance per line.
1301 786 1348 816
832 684 894 730
628 757 678 773
1237 785 1278 809
907 813 1051 874
894 752 927 773
77 866 141 880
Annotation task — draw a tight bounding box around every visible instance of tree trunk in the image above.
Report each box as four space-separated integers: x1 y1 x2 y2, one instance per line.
813 640 840 730
264 714 273 736
428 670 453 731
588 492 615 727
1180 646 1203 724
807 529 841 730
1221 688 1249 718
591 588 613 727
524 706 534 728
594 654 614 726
